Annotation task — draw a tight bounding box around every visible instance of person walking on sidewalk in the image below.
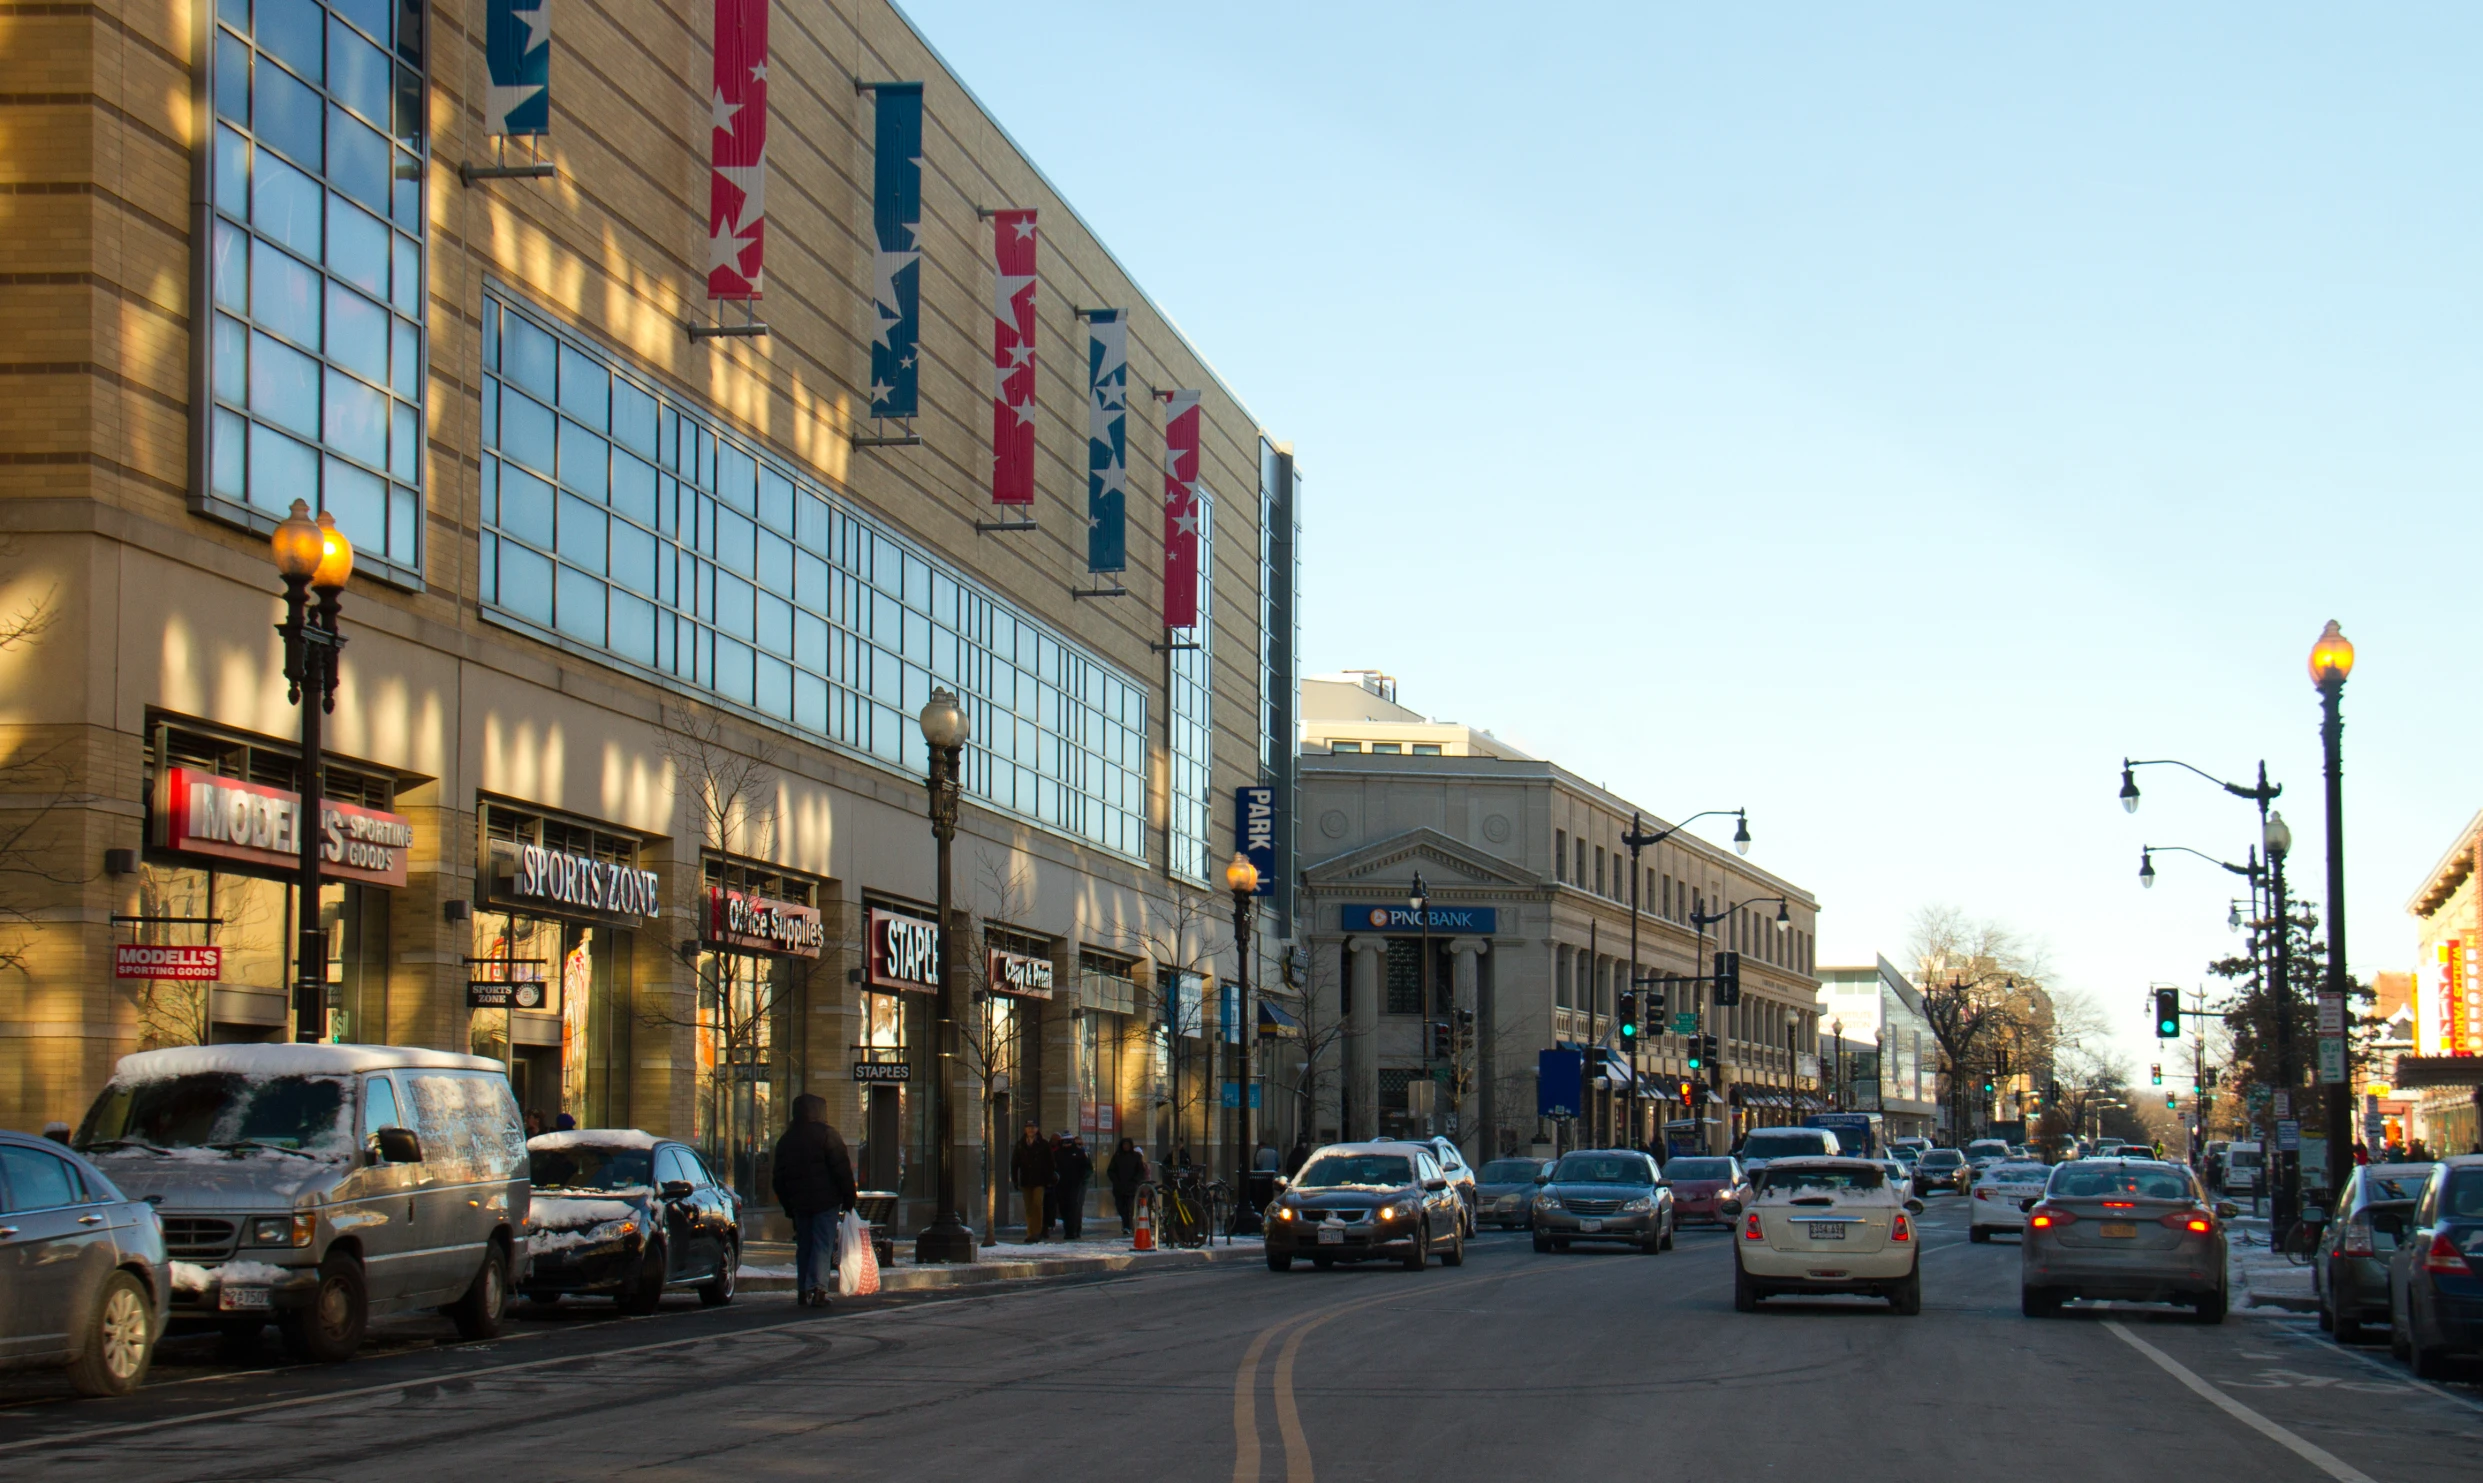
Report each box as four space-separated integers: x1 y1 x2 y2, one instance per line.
1283 1139 1310 1177
1011 1122 1053 1242
772 1093 857 1308
1054 1134 1092 1240
1107 1137 1146 1234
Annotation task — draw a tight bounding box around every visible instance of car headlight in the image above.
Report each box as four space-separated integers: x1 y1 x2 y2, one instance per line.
1380 1203 1406 1222
1534 1195 1559 1211
1623 1197 1654 1214
1275 1206 1295 1221
249 1214 314 1247
594 1218 641 1242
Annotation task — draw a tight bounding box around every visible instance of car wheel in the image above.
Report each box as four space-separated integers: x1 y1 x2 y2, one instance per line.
616 1240 667 1315
1733 1256 1759 1313
1532 1231 1552 1254
66 1270 155 1398
699 1240 738 1307
1969 1225 1990 1244
1891 1264 1922 1316
525 1290 563 1311
2020 1285 2061 1319
2315 1296 2334 1331
1552 1238 1571 1251
2412 1335 2454 1380
1267 1250 1293 1272
280 1253 368 1364
1441 1229 1465 1268
2331 1308 2365 1346
2193 1280 2226 1325
1660 1218 1675 1252
1402 1228 1429 1272
2390 1296 2412 1361
1311 1255 1335 1270
446 1243 510 1340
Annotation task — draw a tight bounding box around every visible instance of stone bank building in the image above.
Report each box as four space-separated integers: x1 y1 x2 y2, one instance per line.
0 0 1303 1232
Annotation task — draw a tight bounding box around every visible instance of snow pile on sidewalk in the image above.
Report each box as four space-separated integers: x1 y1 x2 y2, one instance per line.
2226 1221 2317 1313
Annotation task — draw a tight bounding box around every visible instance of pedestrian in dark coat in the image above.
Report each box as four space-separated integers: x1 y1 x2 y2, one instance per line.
1010 1123 1053 1240
1107 1137 1147 1234
1283 1139 1310 1177
1053 1135 1093 1241
772 1093 857 1307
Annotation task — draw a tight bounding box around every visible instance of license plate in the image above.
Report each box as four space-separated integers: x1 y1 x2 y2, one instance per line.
1806 1223 1845 1240
219 1287 271 1311
1578 1219 1603 1232
2101 1222 2138 1239
1317 1226 1344 1245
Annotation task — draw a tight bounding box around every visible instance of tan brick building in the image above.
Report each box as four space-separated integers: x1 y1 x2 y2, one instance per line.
0 0 1302 1232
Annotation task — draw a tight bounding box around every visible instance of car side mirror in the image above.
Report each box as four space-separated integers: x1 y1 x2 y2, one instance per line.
1271 1175 1289 1192
2215 1201 2239 1219
1534 1172 1551 1184
1423 1178 1449 1192
2020 1198 2039 1212
1656 1180 1672 1189
373 1127 423 1164
1718 1198 1743 1216
661 1180 695 1201
1905 1199 1926 1215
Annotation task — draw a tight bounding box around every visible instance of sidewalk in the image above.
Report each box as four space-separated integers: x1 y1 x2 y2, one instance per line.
2225 1217 2317 1313
737 1229 1264 1294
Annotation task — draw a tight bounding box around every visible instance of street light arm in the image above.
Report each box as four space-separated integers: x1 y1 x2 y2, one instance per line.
1621 808 1745 853
2124 757 2281 804
1691 893 1792 931
2142 843 2257 879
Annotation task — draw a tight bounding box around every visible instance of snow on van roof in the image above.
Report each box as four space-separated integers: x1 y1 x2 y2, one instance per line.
527 1129 659 1151
113 1044 509 1080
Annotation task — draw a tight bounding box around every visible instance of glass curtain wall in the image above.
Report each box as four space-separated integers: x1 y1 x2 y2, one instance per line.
1166 491 1214 884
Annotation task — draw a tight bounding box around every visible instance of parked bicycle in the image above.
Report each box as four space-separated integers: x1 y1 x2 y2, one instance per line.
1152 1168 1230 1249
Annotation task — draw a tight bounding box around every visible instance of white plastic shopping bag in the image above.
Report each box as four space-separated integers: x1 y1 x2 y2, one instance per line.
837 1209 880 1297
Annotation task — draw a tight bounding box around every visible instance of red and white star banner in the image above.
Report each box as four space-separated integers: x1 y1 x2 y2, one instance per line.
706 0 770 300
990 209 1038 505
1159 389 1202 628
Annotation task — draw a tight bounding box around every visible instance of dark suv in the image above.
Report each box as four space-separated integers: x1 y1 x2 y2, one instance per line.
1915 1148 1970 1195
2388 1156 2483 1378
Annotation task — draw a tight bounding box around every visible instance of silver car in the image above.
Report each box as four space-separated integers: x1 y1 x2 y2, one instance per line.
2021 1158 2234 1322
1531 1149 1674 1254
1 1130 169 1395
76 1044 529 1363
1473 1157 1552 1229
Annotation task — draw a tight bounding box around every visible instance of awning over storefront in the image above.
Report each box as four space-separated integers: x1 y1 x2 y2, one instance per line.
1256 999 1302 1038
2392 1055 2483 1089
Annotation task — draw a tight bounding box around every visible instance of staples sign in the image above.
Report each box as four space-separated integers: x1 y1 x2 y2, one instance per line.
868 908 941 992
160 767 413 888
706 888 825 958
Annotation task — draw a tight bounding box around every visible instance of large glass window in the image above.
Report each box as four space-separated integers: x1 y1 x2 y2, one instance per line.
1167 489 1213 883
477 292 1149 860
203 0 428 580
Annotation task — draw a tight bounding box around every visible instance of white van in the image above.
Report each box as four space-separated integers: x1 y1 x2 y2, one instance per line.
1734 1126 1843 1179
75 1044 530 1362
2223 1141 2263 1194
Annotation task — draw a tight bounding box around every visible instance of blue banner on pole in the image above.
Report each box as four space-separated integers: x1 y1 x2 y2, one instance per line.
868 83 924 419
1539 1047 1583 1120
1235 785 1277 896
1220 1081 1262 1109
1085 311 1128 572
485 0 552 138
1340 904 1497 934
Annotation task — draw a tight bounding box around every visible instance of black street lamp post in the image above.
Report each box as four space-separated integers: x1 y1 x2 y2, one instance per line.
269 501 353 1043
1225 852 1260 1215
2310 622 2356 1209
916 688 977 1264
1621 809 1747 1154
1410 872 1434 1137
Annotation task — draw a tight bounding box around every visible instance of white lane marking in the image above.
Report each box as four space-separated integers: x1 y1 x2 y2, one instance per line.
2103 1320 2379 1483
2312 1330 2483 1418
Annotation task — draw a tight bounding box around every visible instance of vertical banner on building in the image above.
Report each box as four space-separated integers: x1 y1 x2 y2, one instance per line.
1158 389 1202 625
1085 310 1128 573
868 83 925 418
486 0 553 138
705 0 770 300
990 210 1038 505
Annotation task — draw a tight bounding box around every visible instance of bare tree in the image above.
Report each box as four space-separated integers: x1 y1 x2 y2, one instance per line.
0 544 84 977
1908 905 2054 1140
1259 941 1357 1151
1102 887 1233 1168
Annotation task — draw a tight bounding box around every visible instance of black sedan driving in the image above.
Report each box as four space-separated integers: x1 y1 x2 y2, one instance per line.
1531 1149 1674 1254
523 1131 741 1312
1265 1142 1466 1271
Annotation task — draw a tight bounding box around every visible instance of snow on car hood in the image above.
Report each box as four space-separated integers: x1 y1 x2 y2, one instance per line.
529 1192 650 1230
83 1146 343 1210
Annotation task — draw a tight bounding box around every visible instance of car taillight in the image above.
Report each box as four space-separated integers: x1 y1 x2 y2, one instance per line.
1973 1188 1989 1200
1743 1212 1764 1241
2102 1200 2136 1209
2338 1216 2372 1257
2028 1205 2075 1230
2158 1210 2213 1234
2423 1231 2470 1276
1892 1213 1912 1242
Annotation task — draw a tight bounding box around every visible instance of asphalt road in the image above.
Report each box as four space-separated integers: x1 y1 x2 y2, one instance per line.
3 1195 2479 1480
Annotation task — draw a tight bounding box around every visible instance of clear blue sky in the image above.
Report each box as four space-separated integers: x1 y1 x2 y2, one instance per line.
900 2 2483 1076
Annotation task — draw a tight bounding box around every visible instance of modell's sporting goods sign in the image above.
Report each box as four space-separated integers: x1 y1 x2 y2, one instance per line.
155 767 413 887
706 887 824 958
114 944 222 981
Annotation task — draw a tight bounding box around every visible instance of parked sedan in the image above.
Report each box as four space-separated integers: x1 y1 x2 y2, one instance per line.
1662 1156 1749 1227
1388 1136 1479 1235
523 1132 741 1312
1531 1150 1674 1254
1914 1148 1970 1195
2316 1163 2429 1344
1968 1161 2053 1242
2021 1159 2232 1322
1473 1157 1553 1229
1724 1158 1925 1313
2388 1155 2483 1379
1265 1143 1465 1271
0 1129 168 1396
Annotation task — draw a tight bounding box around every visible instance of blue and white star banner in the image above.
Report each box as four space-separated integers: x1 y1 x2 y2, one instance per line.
486 0 553 138
868 82 925 419
1085 310 1128 573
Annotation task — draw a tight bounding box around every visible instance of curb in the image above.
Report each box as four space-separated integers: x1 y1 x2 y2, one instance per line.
737 1242 1259 1294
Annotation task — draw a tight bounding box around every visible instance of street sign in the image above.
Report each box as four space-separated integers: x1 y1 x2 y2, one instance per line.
2317 995 2344 1036
2273 1090 2292 1118
1538 1047 1583 1119
852 1061 912 1083
1219 1081 1261 1109
2317 1037 2346 1084
2276 1119 2301 1152
1671 1012 1697 1036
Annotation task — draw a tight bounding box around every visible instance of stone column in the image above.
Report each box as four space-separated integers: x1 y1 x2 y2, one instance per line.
1346 936 1385 1141
1450 937 1486 1156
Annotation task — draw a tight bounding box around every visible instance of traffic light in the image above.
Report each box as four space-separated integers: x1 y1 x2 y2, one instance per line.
1700 1033 1720 1068
1618 990 1639 1038
2201 1066 2218 1088
1714 951 1742 1007
1431 1021 1452 1058
1456 1008 1475 1038
1982 1075 1996 1095
1685 1036 1702 1070
1678 1079 1697 1110
2164 1092 2177 1110
1584 1046 1610 1083
2150 1063 2162 1086
1645 975 1667 1012
2154 988 2181 1039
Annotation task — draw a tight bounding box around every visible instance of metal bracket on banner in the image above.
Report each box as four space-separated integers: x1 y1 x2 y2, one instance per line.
1070 584 1130 601
688 299 769 343
1149 639 1201 653
459 138 557 187
975 517 1038 534
973 204 1017 220
111 914 223 932
854 79 907 94
1072 307 1114 320
852 425 920 448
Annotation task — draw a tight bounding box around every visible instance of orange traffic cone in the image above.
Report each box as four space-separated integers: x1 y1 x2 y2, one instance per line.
1132 1190 1156 1251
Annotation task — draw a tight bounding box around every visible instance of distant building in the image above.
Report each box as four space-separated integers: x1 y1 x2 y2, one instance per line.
1815 959 1938 1141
